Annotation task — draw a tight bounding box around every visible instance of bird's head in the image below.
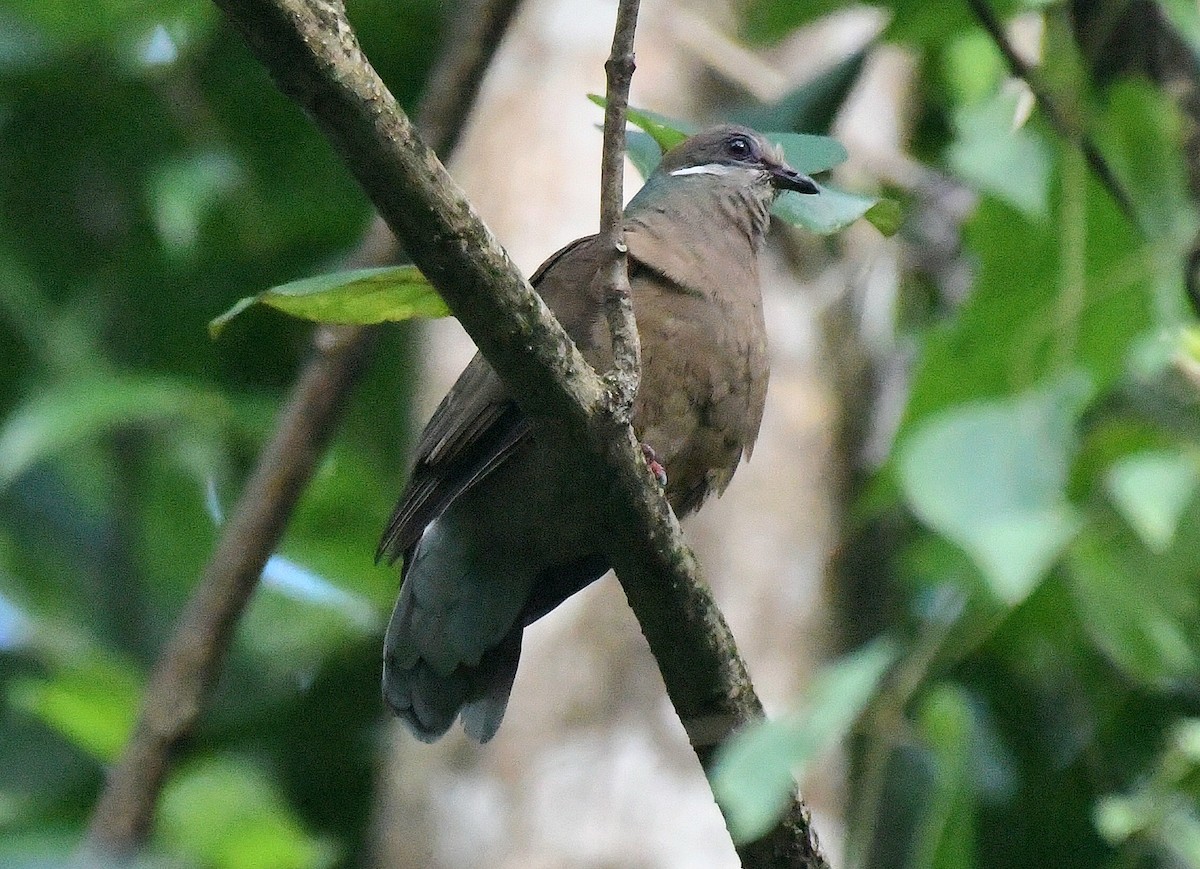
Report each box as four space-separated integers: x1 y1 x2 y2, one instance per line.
654 125 818 197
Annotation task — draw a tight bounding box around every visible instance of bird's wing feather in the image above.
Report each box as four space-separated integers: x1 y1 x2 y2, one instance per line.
376 234 604 564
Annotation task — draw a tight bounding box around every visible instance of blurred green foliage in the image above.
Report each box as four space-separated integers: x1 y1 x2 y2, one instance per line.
720 2 1200 868
0 0 442 864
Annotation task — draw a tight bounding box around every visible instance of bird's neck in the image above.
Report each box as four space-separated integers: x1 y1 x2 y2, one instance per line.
626 170 774 251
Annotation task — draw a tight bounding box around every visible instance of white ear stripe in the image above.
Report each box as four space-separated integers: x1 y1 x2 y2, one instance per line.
669 163 738 177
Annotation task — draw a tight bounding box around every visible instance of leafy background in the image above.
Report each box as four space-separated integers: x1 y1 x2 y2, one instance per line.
1 0 1200 867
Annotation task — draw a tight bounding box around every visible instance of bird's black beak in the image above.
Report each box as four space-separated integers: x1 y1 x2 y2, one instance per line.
769 163 819 195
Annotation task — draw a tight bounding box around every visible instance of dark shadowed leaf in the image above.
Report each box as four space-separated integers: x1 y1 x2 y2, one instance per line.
625 130 664 179
729 49 869 134
1160 0 1200 68
1068 529 1200 688
0 377 228 488
911 685 975 869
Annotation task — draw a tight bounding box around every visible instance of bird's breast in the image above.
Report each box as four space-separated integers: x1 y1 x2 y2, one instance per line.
629 276 769 516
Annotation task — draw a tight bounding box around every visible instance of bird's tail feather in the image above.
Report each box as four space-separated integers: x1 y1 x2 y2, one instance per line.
383 624 523 744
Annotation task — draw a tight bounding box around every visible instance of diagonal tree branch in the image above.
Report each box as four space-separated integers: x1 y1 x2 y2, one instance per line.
190 0 828 865
83 0 525 856
965 0 1138 224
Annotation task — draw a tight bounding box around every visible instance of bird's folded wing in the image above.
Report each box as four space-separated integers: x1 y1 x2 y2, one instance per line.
376 235 604 566
375 354 530 564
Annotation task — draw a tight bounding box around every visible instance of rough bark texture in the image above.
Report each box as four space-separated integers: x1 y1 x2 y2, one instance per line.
596 0 642 416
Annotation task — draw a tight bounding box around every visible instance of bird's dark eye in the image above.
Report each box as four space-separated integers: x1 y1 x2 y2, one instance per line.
726 135 756 160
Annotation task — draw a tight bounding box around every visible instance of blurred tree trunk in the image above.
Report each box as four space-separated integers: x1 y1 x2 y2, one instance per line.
368 0 871 865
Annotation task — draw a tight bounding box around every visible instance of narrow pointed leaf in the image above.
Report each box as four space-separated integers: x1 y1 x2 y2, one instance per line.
587 94 692 151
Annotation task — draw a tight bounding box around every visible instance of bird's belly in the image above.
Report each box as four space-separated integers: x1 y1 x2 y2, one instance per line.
632 304 764 516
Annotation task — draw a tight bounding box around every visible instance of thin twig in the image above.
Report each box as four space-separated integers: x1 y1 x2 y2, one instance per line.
965 0 1138 224
85 324 370 855
597 0 641 419
83 0 525 856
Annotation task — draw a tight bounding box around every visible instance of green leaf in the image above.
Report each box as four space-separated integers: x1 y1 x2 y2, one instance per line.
865 197 903 236
767 132 847 175
625 129 665 179
1094 79 1198 327
0 376 228 489
589 99 849 175
729 49 868 134
773 183 893 236
739 0 845 44
898 379 1089 604
592 99 871 235
587 94 692 151
885 0 1022 47
7 659 141 761
1160 0 1200 69
1094 721 1200 864
158 756 336 869
1105 450 1200 552
148 149 245 255
711 638 896 843
903 176 1151 427
941 30 1006 106
6 0 215 61
1067 529 1200 688
947 91 1053 220
208 265 448 338
912 685 976 869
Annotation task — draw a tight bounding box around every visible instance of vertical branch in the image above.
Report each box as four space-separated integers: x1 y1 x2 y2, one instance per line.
597 0 642 418
83 0 526 856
